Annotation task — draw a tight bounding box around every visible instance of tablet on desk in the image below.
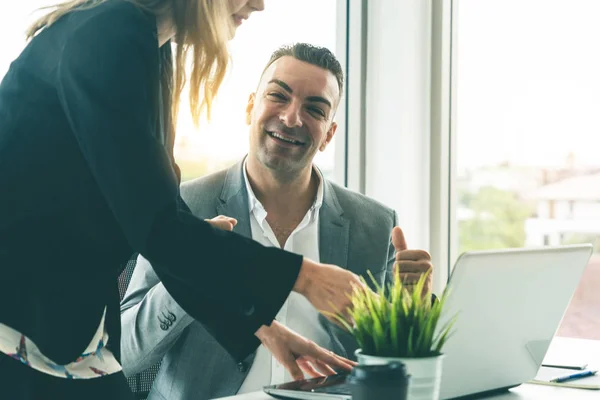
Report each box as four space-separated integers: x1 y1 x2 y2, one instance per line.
263 373 352 399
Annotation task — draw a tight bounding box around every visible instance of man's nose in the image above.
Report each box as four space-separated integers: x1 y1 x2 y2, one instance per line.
280 102 303 128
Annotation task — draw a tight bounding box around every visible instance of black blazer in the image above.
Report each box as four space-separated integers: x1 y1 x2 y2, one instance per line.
0 0 301 366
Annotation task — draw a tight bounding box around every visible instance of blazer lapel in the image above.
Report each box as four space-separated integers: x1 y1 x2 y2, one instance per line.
317 180 352 359
216 160 252 239
319 180 349 269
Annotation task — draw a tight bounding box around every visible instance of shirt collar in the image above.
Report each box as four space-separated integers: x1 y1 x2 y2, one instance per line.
242 159 324 221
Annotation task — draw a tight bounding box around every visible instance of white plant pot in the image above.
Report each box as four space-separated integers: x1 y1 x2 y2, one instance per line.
356 349 445 400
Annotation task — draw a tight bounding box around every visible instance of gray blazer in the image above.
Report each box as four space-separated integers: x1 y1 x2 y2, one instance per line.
120 161 397 400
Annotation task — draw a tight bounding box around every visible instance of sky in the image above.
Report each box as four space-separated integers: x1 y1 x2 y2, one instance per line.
1 1 599 171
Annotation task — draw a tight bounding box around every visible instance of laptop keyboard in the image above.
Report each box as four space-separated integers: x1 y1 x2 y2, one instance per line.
311 383 353 395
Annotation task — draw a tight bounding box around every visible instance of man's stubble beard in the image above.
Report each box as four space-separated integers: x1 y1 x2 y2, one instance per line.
257 149 309 185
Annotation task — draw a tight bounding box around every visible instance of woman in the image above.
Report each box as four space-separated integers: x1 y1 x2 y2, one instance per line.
0 1 360 398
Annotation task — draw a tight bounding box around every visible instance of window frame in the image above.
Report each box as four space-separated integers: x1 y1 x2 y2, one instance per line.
337 0 368 191
430 0 456 289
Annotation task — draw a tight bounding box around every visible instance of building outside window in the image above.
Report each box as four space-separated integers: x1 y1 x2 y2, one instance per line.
453 0 600 339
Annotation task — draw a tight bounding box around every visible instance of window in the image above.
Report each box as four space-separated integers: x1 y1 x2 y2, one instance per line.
453 0 600 340
0 2 46 78
0 1 344 183
173 0 342 182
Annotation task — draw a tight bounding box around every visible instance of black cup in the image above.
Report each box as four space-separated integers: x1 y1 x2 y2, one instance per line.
346 362 410 400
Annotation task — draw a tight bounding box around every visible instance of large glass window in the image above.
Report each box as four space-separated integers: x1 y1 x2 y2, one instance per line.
453 0 600 339
0 1 342 182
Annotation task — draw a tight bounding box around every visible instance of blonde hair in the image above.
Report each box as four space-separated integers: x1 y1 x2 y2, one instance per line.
27 0 232 135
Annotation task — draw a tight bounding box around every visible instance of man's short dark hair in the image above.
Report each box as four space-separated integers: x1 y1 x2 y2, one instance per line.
261 43 344 98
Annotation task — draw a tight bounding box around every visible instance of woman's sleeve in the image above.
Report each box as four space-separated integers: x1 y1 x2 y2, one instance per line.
56 8 302 361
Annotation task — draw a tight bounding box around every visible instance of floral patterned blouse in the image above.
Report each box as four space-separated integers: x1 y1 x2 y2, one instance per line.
0 307 122 378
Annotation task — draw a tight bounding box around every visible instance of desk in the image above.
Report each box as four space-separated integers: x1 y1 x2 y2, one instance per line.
215 337 599 400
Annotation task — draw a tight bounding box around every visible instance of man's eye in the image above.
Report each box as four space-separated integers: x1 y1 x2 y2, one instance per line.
308 107 325 117
267 93 286 101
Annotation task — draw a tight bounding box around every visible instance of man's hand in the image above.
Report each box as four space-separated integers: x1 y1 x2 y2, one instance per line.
293 258 365 324
255 321 356 380
392 226 433 296
204 215 237 231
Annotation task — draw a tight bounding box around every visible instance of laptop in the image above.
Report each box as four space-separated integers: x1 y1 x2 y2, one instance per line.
263 244 593 400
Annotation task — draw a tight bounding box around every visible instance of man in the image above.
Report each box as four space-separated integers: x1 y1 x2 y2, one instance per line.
120 43 433 400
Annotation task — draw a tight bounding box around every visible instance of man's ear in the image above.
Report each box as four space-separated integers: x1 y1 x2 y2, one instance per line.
320 122 338 152
246 93 256 125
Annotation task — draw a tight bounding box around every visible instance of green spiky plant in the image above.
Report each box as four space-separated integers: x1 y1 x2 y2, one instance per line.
328 270 457 358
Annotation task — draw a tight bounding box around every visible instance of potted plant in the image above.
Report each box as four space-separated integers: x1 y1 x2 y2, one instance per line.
329 271 457 400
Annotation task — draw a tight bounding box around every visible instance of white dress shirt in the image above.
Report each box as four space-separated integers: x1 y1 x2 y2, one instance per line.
237 162 333 394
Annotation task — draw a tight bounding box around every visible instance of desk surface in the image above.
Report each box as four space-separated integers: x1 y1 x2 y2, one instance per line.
215 337 600 400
